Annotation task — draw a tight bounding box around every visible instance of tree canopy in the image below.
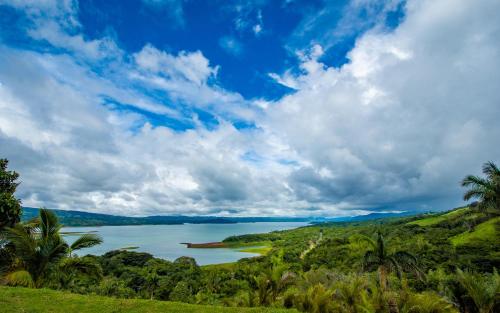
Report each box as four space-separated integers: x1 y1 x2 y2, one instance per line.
0 159 22 230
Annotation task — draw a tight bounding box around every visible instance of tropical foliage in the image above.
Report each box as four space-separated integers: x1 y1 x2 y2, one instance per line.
0 159 499 313
462 161 500 215
0 159 22 231
1 209 102 287
359 231 422 289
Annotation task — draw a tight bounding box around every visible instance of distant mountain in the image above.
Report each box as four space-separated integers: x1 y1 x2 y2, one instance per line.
323 211 419 223
22 207 418 227
21 207 311 226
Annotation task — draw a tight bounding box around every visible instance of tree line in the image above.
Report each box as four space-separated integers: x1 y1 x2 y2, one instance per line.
1 158 499 313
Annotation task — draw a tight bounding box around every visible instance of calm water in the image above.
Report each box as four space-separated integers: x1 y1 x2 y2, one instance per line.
63 222 308 265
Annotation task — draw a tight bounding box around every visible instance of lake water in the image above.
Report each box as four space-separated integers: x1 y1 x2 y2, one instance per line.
62 222 308 265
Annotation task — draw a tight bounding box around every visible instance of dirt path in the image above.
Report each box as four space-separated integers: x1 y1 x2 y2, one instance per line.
300 231 323 259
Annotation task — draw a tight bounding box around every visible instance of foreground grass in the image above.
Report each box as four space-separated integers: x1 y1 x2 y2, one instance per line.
450 217 500 246
0 287 296 313
408 207 469 226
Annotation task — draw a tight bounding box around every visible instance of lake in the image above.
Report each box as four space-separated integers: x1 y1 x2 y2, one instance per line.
62 222 309 265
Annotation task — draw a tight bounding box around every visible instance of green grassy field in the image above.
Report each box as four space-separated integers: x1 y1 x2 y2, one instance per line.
450 217 500 246
0 287 296 313
408 207 469 226
237 245 272 255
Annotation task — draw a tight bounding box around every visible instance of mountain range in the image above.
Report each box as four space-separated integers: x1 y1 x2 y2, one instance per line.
21 207 418 227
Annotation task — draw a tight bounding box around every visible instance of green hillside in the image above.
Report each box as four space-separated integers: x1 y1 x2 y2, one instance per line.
2 207 499 313
450 217 500 246
0 287 295 313
407 207 469 226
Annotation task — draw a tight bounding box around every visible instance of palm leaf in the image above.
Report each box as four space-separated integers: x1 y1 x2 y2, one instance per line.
70 234 103 252
59 257 103 279
482 161 500 179
39 208 61 239
362 250 379 271
352 234 377 250
4 224 37 262
461 175 490 188
456 268 500 313
463 187 487 201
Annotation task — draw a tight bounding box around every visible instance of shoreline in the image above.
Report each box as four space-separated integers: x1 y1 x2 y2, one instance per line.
181 242 227 248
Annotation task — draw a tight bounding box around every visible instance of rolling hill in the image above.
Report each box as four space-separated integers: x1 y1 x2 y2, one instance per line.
21 207 416 227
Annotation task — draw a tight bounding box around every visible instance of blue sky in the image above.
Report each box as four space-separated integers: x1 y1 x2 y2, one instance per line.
76 0 332 100
0 0 499 216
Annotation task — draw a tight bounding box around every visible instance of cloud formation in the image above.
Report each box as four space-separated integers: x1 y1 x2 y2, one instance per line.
0 0 499 216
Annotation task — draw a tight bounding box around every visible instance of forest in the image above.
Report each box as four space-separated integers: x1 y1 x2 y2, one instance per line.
1 159 499 313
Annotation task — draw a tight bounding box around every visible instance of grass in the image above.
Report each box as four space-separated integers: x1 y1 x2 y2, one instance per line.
408 207 470 226
0 287 296 313
225 240 272 248
238 245 272 255
450 217 500 246
201 262 238 271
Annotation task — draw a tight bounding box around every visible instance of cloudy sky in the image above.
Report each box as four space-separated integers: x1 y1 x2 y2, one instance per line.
0 0 499 217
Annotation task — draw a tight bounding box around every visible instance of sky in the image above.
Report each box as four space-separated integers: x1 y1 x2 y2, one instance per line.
0 0 499 217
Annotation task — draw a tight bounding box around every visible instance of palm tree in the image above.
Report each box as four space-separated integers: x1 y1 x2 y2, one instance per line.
462 161 500 215
360 232 422 290
254 250 295 305
332 274 374 313
456 269 500 313
1 208 102 287
145 269 160 300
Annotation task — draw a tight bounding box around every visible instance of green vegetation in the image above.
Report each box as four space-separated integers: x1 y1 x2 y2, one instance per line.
455 269 500 313
360 232 421 289
238 245 272 255
22 207 311 227
450 217 500 246
462 161 500 216
1 159 500 313
0 287 294 313
408 207 469 226
0 159 22 231
2 209 102 287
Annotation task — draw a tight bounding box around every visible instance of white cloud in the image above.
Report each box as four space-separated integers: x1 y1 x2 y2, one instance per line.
219 36 243 56
28 21 122 61
1 0 500 217
266 0 500 211
287 0 405 54
134 44 218 86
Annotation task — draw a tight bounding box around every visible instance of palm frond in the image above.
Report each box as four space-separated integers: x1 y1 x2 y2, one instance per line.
395 251 423 277
4 224 37 261
70 234 103 252
461 175 490 188
394 251 418 265
39 208 61 239
59 257 103 279
45 239 70 262
482 161 500 179
387 256 403 279
463 187 486 201
456 268 499 313
362 250 379 271
352 234 377 250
